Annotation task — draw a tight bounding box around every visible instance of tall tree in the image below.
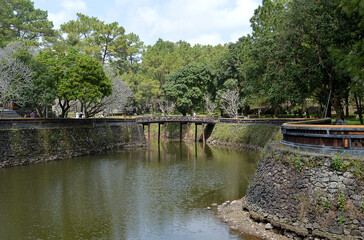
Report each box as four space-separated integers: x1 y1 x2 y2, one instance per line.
284 0 358 120
60 13 126 66
163 64 215 115
0 0 54 46
41 48 112 117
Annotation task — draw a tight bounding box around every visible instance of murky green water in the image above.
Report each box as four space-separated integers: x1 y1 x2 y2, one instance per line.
0 142 259 240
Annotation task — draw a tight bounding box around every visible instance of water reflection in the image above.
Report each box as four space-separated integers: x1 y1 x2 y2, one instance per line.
0 142 259 240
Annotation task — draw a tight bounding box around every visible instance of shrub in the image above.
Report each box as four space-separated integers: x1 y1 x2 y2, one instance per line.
337 216 345 225
332 153 344 171
337 192 347 211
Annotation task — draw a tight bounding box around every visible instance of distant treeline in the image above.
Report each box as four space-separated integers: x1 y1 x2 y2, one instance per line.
0 0 363 122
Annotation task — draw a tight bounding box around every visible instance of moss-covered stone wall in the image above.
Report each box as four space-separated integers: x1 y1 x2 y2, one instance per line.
0 124 146 168
245 144 364 239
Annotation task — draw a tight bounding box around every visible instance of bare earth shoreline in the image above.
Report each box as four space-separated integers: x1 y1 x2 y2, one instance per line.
215 198 292 240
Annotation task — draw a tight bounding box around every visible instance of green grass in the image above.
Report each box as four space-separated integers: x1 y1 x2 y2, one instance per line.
209 124 280 147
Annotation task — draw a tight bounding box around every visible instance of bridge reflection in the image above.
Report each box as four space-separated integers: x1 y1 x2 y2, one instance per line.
147 141 208 163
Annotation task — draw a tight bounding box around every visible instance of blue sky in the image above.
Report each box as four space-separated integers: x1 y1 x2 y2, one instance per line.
32 0 261 46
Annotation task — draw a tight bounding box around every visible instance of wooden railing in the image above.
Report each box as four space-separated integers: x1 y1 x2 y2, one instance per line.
281 119 364 156
0 118 135 129
135 116 216 124
218 117 310 125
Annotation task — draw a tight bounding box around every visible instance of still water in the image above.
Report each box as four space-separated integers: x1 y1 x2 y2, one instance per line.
0 142 259 240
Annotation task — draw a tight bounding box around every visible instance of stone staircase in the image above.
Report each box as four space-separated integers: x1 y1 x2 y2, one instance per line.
0 109 21 118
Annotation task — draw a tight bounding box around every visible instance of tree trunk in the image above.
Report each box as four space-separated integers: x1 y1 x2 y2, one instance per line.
354 93 363 124
327 101 332 118
306 107 310 118
332 94 344 120
345 95 349 117
59 99 70 118
274 107 279 118
36 106 44 118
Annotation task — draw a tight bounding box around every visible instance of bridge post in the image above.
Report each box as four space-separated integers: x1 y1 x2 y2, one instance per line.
180 123 183 142
164 122 167 142
202 123 205 143
158 123 161 144
187 123 190 142
195 124 198 142
148 123 150 144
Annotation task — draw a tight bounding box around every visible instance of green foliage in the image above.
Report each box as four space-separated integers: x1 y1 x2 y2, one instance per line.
163 63 216 115
60 13 128 67
349 158 364 179
322 198 331 211
360 202 364 213
209 124 280 147
16 48 57 117
294 150 304 172
337 191 347 211
337 216 346 225
332 153 344 171
40 48 112 117
0 0 54 46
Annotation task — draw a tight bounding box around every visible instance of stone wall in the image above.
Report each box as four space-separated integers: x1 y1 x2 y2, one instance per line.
0 124 146 168
245 144 364 239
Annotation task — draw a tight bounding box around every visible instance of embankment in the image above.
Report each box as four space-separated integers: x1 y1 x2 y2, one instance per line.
0 124 146 168
145 123 281 150
244 144 364 239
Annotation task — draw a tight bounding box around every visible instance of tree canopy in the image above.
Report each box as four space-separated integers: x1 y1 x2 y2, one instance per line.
0 0 362 121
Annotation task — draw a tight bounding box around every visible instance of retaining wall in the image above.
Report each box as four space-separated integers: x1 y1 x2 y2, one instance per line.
0 124 146 168
245 144 364 239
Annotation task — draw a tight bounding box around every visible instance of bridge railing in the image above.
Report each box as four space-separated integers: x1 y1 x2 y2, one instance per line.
217 118 311 125
135 116 216 124
0 118 136 129
281 119 364 156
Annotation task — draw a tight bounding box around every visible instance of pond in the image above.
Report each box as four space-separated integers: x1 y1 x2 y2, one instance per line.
0 142 259 240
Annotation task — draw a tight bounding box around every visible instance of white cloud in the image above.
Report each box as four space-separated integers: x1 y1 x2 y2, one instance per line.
48 0 88 28
188 33 225 46
35 0 260 45
108 0 260 45
61 0 88 12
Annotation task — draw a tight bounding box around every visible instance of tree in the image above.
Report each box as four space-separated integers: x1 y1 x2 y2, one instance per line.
220 90 240 118
17 48 57 117
41 48 112 117
101 76 133 115
112 33 144 74
142 39 182 88
163 64 215 115
158 99 176 115
0 0 54 46
60 13 126 66
283 0 359 120
0 42 34 111
204 93 217 115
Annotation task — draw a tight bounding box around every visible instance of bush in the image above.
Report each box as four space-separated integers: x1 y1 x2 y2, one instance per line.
332 153 344 171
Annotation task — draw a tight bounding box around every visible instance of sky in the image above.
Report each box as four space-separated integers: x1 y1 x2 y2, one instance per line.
32 0 262 46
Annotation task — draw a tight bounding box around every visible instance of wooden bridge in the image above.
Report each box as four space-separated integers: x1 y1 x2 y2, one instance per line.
135 116 216 144
1 116 363 155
